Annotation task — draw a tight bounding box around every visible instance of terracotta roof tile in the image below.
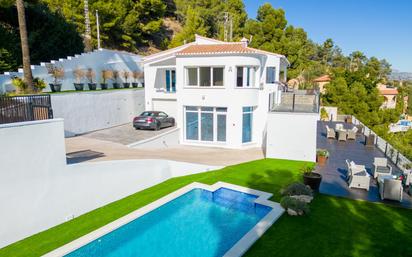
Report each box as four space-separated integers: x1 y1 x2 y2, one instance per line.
313 75 331 82
379 88 398 95
176 44 257 55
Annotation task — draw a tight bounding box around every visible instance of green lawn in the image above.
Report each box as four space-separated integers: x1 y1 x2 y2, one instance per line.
1 159 411 257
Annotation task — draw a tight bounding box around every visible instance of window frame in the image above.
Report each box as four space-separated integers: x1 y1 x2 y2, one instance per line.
235 66 257 88
185 66 225 88
184 106 227 143
242 106 253 143
266 66 277 84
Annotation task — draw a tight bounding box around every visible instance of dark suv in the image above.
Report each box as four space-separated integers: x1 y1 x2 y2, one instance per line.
133 111 175 130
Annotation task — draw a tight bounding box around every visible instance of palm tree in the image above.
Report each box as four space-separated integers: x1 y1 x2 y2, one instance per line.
16 0 34 93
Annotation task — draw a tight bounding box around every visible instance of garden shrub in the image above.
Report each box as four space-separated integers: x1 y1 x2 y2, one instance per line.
280 196 310 215
281 182 313 197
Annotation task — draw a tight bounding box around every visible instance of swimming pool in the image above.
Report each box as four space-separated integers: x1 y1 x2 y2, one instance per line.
44 182 283 257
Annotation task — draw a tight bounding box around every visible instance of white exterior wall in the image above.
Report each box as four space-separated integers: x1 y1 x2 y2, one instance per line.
51 89 145 136
0 49 142 93
266 112 318 162
144 53 283 149
0 119 220 247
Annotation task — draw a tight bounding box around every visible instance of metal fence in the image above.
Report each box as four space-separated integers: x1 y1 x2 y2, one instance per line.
351 116 411 172
0 94 53 124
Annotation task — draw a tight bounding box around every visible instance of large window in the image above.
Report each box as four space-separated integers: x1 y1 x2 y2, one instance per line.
165 70 176 92
186 67 224 87
185 106 227 143
242 107 253 143
236 66 255 87
266 67 276 84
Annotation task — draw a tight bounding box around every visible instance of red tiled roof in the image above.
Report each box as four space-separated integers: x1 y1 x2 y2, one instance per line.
379 88 398 95
313 75 331 82
176 44 258 55
175 43 285 58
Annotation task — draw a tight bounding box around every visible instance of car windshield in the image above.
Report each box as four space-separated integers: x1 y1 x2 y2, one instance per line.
140 112 156 117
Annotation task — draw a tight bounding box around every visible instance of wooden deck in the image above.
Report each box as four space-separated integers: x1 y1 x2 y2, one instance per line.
316 121 412 208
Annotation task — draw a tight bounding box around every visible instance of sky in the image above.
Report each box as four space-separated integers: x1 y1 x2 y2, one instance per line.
244 0 412 72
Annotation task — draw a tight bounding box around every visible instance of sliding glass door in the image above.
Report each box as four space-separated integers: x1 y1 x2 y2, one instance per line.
185 106 227 143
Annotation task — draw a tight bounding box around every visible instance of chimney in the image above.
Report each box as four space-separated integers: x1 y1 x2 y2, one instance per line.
240 37 248 47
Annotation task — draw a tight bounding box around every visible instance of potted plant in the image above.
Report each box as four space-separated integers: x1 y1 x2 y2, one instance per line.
316 149 329 165
100 69 112 90
112 70 120 89
132 70 143 88
302 164 322 190
46 64 64 92
73 67 85 91
86 68 97 90
122 70 130 88
404 163 412 172
11 76 27 94
33 77 46 93
320 107 329 121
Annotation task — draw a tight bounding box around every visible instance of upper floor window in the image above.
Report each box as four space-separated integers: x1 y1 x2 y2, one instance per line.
186 67 224 87
165 69 176 92
236 66 256 88
266 67 276 84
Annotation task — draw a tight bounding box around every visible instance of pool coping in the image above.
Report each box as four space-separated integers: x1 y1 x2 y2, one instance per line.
42 181 285 257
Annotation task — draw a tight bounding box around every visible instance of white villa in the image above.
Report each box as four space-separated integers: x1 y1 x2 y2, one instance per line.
143 35 319 161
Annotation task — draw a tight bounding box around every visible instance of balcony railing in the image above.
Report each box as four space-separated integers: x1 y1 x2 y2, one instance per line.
269 90 320 113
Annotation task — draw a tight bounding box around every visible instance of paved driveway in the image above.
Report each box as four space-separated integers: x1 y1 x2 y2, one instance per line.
82 123 176 145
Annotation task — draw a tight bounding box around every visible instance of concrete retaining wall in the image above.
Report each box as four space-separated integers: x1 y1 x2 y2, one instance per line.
51 89 145 136
266 112 318 162
128 127 180 149
0 119 220 248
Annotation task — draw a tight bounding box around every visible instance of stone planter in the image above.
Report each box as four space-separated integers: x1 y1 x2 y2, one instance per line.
132 82 138 88
113 83 121 89
303 172 322 190
88 83 97 90
49 83 61 92
123 83 130 88
100 83 108 90
74 83 84 91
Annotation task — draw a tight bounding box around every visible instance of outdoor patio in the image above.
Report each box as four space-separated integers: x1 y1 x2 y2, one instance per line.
316 121 412 208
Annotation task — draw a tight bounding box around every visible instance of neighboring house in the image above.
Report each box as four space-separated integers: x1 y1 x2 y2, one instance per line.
313 75 331 94
143 35 319 161
378 84 398 109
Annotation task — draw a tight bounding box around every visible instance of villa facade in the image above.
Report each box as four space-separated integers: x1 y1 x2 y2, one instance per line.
143 35 290 149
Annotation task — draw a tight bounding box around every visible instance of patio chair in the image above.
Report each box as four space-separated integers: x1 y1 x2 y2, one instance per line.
373 157 393 178
326 125 335 139
379 178 403 202
347 127 358 140
346 159 370 191
337 130 347 141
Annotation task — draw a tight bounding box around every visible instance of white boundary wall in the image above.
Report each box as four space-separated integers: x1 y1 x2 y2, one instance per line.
0 49 142 93
0 119 221 248
51 89 145 136
266 112 318 162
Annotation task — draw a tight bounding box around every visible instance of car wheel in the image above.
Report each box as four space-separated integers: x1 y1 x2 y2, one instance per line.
155 123 160 131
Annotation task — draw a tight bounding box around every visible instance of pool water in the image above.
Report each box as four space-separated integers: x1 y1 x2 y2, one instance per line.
400 120 411 126
65 188 272 257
